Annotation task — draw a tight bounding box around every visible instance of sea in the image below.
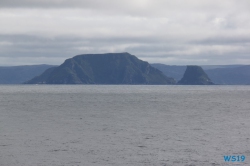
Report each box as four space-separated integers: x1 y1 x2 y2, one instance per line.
0 85 250 166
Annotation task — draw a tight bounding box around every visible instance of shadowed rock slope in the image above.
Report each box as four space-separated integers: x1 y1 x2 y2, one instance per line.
178 65 214 85
25 53 176 84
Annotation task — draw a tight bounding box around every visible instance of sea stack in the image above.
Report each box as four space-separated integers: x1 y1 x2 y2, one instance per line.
178 65 214 85
25 52 176 85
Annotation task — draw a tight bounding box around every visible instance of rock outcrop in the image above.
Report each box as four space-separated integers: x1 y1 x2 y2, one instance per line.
178 65 214 85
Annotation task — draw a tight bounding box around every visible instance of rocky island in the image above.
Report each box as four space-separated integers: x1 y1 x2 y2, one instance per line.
25 52 176 84
178 65 214 85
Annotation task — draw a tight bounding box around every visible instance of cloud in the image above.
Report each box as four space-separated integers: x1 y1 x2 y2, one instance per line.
0 0 250 65
1 0 249 16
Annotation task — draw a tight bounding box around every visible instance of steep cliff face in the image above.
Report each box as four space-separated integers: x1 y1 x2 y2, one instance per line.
25 52 176 84
178 66 214 85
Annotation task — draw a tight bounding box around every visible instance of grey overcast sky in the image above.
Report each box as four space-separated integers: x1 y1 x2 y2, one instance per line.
0 0 250 66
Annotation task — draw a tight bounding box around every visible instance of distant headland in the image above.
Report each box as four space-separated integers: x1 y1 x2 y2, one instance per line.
25 52 176 85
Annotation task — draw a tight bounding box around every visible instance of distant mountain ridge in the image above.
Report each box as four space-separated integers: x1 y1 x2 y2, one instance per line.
0 65 56 84
0 56 249 85
150 64 186 82
205 65 250 85
25 53 176 84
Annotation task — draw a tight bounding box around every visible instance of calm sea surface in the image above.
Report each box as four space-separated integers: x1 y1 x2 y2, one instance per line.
0 85 250 166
